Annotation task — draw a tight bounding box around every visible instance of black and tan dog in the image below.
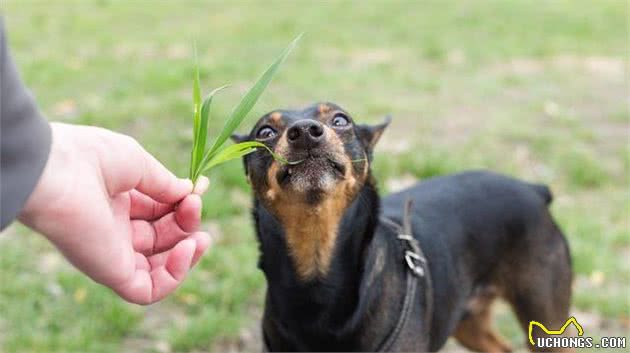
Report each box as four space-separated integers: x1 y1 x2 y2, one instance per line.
232 102 573 352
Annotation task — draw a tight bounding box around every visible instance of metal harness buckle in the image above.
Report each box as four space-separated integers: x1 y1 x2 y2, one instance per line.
397 234 426 277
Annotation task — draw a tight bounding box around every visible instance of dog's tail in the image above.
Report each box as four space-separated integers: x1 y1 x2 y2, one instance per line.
530 183 553 205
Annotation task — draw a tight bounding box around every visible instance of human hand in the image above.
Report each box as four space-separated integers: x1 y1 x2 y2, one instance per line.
19 122 211 305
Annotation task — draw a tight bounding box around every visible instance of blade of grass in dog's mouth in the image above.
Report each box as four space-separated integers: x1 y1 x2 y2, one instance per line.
188 34 303 184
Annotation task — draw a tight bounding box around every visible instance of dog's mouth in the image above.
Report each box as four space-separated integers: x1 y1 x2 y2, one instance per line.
276 153 347 191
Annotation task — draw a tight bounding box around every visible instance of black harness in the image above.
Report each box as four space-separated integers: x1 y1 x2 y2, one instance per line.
376 199 433 351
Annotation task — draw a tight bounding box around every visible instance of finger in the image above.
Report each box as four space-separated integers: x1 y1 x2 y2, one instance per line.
115 238 196 305
132 195 201 255
137 152 193 203
148 195 200 253
174 194 202 233
148 232 211 269
131 220 156 255
145 213 187 254
129 189 174 220
135 252 151 272
193 176 210 195
114 269 153 305
100 132 192 203
151 237 195 302
190 232 211 267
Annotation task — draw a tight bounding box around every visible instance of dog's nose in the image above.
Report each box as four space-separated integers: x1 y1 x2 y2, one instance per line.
287 120 324 149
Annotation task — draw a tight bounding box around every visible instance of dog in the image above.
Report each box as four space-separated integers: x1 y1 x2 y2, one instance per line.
231 102 573 352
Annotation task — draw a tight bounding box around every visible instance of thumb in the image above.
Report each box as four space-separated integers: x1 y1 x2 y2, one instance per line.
98 130 193 203
135 152 193 203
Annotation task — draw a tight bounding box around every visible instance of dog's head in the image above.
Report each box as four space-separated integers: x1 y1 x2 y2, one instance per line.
233 102 389 280
232 102 389 208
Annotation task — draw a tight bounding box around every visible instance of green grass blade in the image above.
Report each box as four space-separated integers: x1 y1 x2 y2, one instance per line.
199 141 264 174
205 33 302 158
194 141 291 181
194 85 229 172
189 53 202 179
189 34 302 183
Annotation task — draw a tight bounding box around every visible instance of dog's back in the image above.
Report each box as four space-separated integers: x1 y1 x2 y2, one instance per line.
381 170 572 351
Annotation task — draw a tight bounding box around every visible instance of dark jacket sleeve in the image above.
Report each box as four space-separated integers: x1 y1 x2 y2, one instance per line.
0 18 52 229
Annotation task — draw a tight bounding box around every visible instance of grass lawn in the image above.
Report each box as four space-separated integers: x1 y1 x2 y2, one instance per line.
1 1 627 352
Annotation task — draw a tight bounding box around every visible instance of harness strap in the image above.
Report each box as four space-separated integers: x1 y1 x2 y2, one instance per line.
376 199 433 352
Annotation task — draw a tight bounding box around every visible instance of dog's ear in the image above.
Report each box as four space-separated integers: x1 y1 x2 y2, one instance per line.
231 133 249 143
356 115 391 151
231 133 251 175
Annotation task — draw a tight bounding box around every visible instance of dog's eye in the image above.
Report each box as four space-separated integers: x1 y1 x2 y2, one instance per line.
256 126 277 139
332 113 350 127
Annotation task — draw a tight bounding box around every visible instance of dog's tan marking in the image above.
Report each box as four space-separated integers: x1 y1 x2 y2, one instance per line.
276 192 345 279
454 286 513 353
274 131 289 156
265 152 283 202
262 127 360 280
262 132 289 202
276 169 358 280
318 103 331 115
323 125 345 155
270 111 282 123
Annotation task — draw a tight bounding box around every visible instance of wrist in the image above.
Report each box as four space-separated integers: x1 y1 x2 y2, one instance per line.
18 123 76 227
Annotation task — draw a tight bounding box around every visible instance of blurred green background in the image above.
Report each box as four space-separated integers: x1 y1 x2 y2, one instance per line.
0 1 627 352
